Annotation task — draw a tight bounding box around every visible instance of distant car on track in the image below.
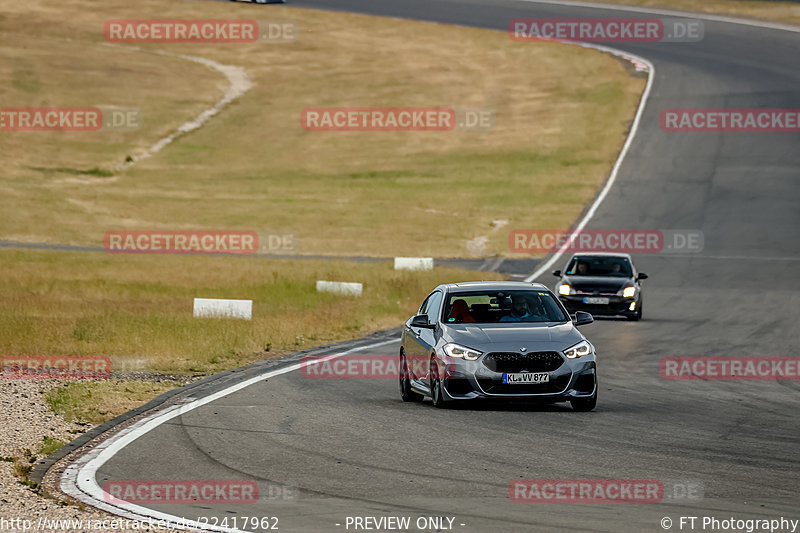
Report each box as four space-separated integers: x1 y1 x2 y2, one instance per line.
400 281 597 411
553 253 647 321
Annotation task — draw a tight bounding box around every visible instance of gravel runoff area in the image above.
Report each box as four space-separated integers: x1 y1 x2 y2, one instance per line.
0 379 191 533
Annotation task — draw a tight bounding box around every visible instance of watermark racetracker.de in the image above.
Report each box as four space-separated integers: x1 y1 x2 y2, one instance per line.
510 18 703 43
660 357 800 380
509 229 704 254
103 480 260 505
103 230 297 254
104 19 297 43
0 107 141 132
301 107 494 131
661 109 800 132
509 479 703 503
1 356 112 379
300 354 448 380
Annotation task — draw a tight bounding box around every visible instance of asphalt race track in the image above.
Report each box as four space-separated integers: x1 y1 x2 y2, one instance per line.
62 1 800 532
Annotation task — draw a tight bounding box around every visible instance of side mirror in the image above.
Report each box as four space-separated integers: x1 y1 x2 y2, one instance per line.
552 269 562 277
410 314 436 329
637 273 648 281
573 311 594 327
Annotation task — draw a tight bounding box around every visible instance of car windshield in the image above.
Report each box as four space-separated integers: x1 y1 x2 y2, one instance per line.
442 290 569 324
565 256 632 277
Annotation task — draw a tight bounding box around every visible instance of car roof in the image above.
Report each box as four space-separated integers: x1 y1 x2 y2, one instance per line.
568 252 633 258
439 281 550 293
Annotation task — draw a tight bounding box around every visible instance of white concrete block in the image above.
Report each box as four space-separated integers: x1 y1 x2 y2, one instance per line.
193 298 252 320
393 257 434 271
315 280 363 296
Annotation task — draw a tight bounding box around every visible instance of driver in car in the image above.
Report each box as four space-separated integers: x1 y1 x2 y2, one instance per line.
499 295 533 322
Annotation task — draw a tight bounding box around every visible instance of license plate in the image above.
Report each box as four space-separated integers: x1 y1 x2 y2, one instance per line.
502 372 550 384
583 297 609 305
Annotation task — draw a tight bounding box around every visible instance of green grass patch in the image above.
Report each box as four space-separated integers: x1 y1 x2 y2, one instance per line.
0 0 645 258
38 436 67 457
46 380 178 425
29 167 113 177
0 248 504 375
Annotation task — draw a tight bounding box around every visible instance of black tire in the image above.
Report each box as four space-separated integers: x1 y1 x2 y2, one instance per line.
570 393 597 412
429 357 447 408
399 352 423 403
570 372 597 411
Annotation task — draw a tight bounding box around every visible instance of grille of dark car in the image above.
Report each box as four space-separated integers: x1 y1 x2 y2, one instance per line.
571 282 624 296
574 290 618 296
477 375 570 395
482 351 564 373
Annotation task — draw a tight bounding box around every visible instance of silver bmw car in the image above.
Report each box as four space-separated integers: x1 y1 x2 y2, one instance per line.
400 281 597 411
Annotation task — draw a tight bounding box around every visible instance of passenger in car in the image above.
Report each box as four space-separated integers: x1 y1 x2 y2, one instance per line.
448 299 476 323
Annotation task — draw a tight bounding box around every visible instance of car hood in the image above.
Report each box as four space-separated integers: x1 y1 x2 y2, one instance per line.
443 322 583 353
563 275 631 293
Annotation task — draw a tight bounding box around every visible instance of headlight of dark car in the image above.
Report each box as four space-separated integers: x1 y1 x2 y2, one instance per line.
620 285 636 298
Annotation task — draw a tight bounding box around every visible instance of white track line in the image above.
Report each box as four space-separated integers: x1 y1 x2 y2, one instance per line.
522 0 799 282
61 338 396 533
517 0 800 33
525 45 655 282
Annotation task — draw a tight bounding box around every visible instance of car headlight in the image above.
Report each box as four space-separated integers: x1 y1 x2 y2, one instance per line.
621 285 636 298
558 284 573 296
563 340 593 359
442 343 482 361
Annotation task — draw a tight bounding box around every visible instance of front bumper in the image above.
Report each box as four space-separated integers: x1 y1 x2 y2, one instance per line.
559 295 638 317
437 353 597 402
